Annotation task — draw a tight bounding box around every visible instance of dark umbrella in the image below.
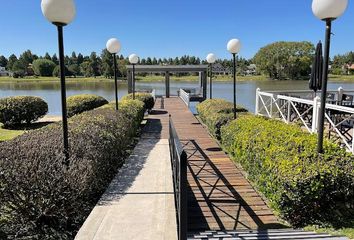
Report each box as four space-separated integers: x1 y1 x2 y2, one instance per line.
310 41 323 92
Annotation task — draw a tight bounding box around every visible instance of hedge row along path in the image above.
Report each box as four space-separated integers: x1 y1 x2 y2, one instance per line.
156 97 284 231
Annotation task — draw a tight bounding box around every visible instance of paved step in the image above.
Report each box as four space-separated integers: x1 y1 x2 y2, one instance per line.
187 229 348 240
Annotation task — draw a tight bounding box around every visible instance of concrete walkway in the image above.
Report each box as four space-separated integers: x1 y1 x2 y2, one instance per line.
75 120 177 239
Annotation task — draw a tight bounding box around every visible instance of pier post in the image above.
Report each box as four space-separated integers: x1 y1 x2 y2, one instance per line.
202 71 207 100
127 69 132 94
255 88 260 115
338 87 344 102
312 96 320 133
165 71 170 98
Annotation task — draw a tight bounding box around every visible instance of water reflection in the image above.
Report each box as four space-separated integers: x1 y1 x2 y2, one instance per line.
1 80 354 115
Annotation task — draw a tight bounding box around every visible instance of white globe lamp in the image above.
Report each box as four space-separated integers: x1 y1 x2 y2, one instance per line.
106 38 121 54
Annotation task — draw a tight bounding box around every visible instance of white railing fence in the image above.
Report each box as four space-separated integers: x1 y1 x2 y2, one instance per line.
179 88 190 107
255 87 354 153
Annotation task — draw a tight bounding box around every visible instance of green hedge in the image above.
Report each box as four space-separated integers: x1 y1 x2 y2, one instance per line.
121 93 155 111
196 99 248 139
221 115 354 227
0 96 48 128
101 99 145 129
67 94 108 117
0 101 143 239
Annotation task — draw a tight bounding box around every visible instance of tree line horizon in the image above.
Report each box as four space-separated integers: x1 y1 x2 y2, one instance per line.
0 41 353 80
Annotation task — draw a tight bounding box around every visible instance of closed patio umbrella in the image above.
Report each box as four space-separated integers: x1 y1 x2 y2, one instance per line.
309 41 323 92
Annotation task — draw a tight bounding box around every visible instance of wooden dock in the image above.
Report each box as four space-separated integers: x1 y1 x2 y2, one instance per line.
147 97 284 232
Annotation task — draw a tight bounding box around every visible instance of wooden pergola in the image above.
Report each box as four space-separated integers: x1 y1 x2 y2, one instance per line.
126 65 208 99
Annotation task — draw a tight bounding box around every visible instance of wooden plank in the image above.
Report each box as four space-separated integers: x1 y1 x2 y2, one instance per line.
147 97 282 232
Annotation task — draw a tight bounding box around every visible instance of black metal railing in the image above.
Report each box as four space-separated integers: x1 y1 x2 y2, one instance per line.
169 115 188 240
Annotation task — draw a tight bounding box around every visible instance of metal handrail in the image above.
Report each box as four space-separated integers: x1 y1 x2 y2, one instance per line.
169 115 187 240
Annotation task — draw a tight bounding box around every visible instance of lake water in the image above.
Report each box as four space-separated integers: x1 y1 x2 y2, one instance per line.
1 79 354 115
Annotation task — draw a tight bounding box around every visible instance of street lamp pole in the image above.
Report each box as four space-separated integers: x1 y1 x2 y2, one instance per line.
232 53 237 120
41 0 76 166
57 25 69 163
312 0 348 153
209 64 213 99
227 39 242 120
317 19 332 153
206 53 216 99
113 53 119 110
106 38 122 111
129 54 139 100
132 64 136 99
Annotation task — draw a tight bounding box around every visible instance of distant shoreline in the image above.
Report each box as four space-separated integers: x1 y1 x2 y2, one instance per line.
0 74 354 83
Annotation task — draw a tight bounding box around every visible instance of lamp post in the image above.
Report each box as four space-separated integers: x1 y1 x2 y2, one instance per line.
206 53 217 99
227 39 242 119
312 0 348 153
129 54 139 100
106 38 122 111
41 0 76 165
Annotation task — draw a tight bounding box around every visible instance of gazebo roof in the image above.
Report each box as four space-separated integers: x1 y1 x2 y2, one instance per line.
126 65 208 72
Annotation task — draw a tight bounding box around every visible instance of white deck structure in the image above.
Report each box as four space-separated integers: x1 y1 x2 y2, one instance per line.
255 87 354 153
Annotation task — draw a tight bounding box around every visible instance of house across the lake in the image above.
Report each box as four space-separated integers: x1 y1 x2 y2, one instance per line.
0 67 10 76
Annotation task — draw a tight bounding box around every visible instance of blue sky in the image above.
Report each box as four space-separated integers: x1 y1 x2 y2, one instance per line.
1 0 353 60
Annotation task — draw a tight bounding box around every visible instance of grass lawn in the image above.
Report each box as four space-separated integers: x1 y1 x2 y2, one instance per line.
1 75 353 83
136 74 269 82
329 74 354 81
0 122 54 141
0 76 113 83
0 125 24 141
0 75 270 83
305 225 354 239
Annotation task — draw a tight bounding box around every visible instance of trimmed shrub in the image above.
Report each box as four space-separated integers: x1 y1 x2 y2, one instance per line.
0 104 143 239
0 96 48 128
101 99 145 129
67 94 108 117
221 115 354 227
196 99 248 139
32 59 56 77
121 93 155 111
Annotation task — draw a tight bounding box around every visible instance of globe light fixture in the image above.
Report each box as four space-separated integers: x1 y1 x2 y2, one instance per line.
227 39 242 119
312 0 348 153
41 0 76 166
206 53 217 99
106 38 121 54
227 39 242 55
106 38 121 111
312 0 348 20
129 54 139 99
41 0 76 26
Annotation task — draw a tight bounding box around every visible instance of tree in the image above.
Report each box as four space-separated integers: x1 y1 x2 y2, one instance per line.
101 49 114 78
32 59 56 77
0 56 8 68
53 65 71 77
64 55 71 66
253 41 315 80
152 57 158 65
44 53 52 61
12 60 26 78
77 53 84 65
7 54 18 70
68 64 80 77
88 52 101 77
18 50 35 76
52 54 59 65
71 52 77 65
80 61 91 77
118 59 129 77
